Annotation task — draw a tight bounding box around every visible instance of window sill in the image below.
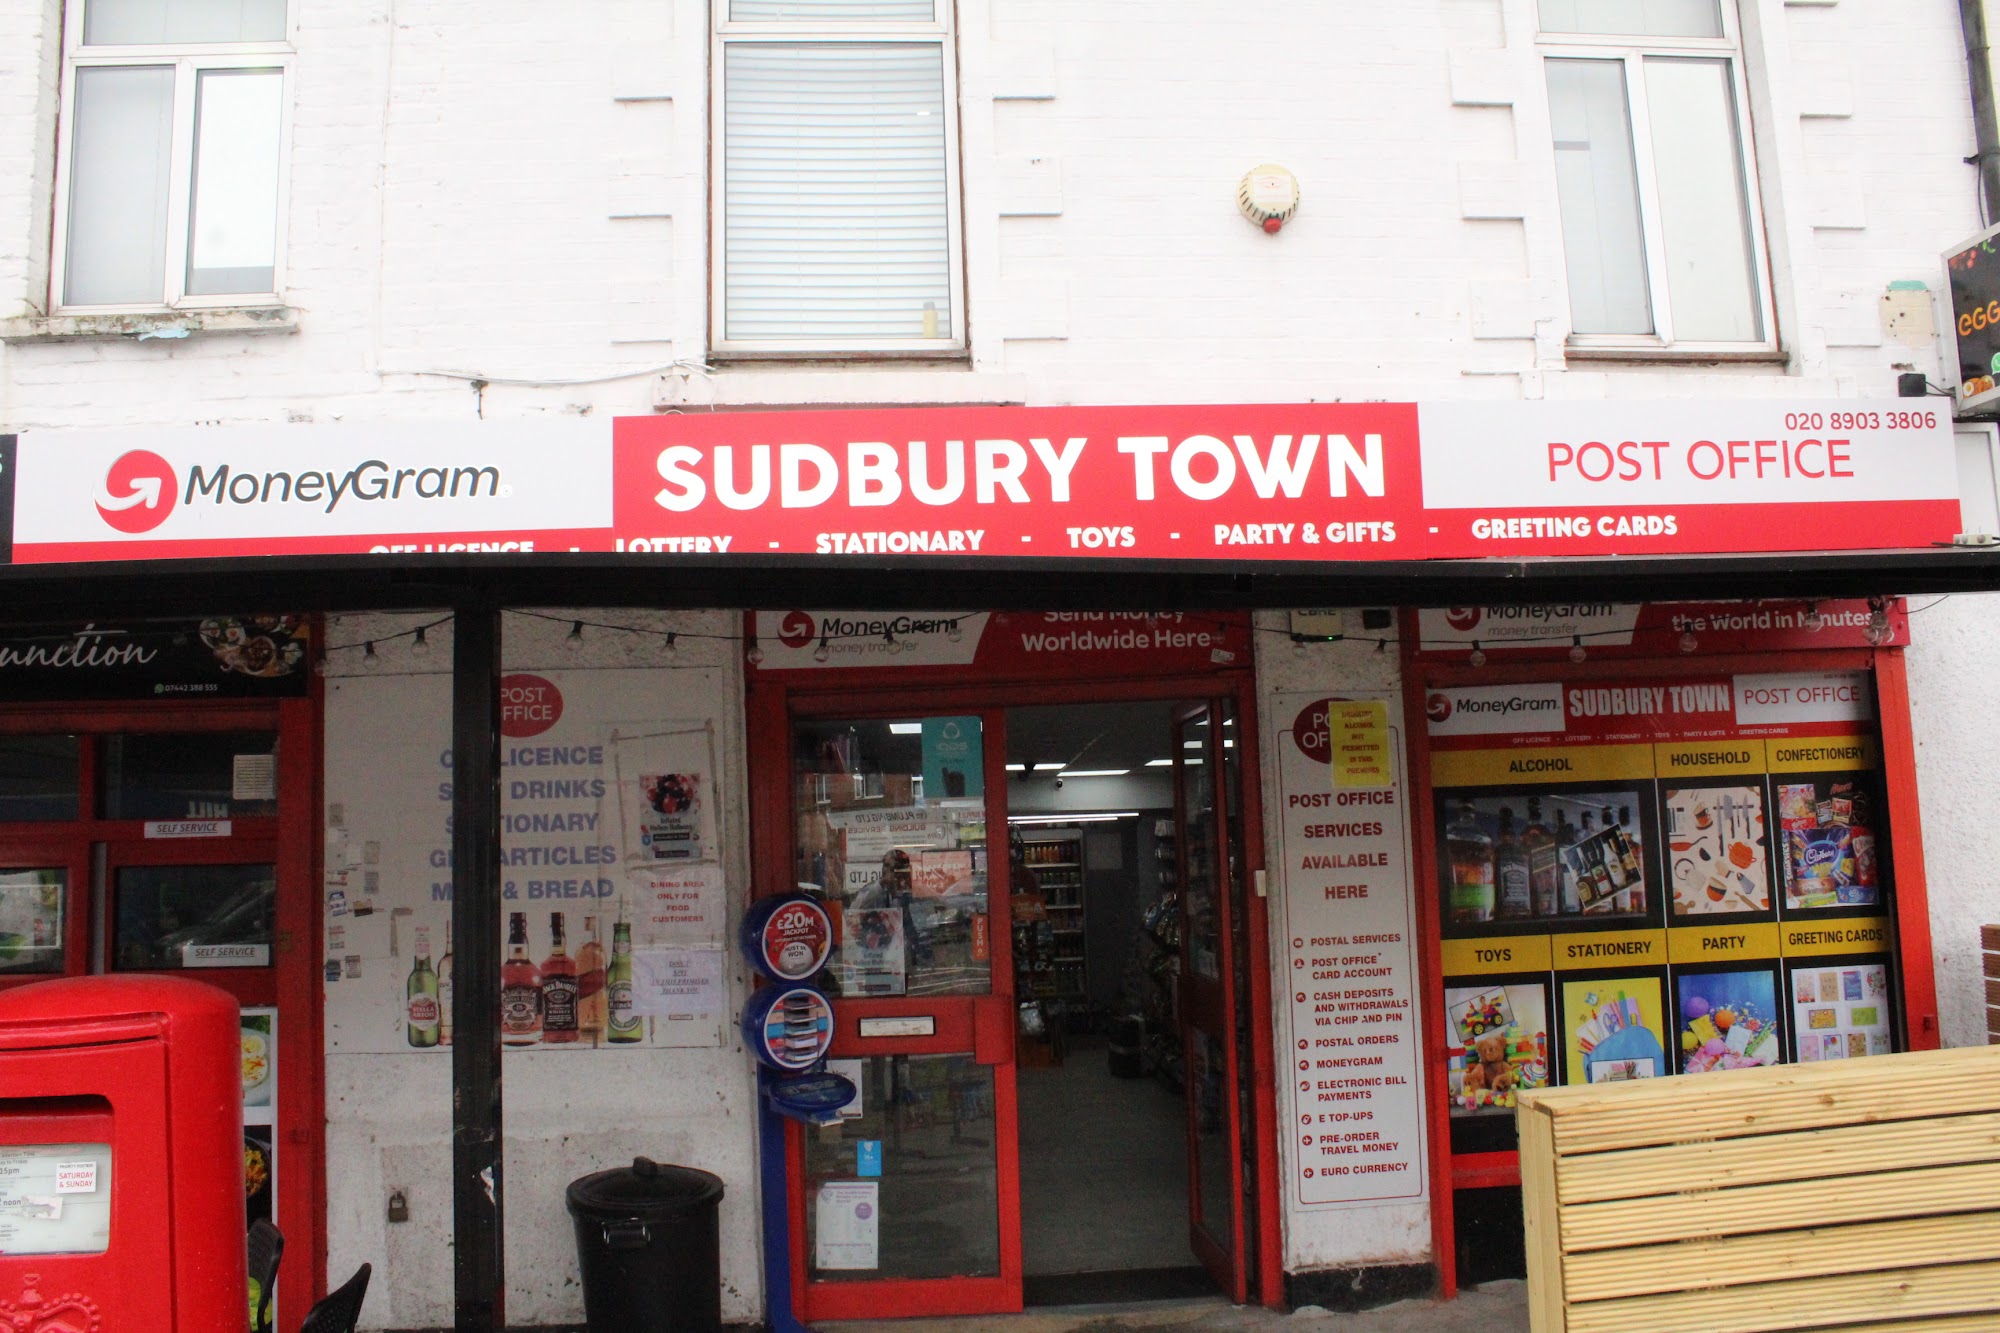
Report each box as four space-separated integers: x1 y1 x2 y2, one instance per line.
0 306 299 344
1562 344 1788 367
664 365 1029 410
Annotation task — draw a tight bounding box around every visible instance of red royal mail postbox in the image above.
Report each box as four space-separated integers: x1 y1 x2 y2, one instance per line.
0 975 246 1331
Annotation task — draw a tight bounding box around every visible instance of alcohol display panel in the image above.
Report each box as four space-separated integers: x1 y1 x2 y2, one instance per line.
1428 671 1900 1153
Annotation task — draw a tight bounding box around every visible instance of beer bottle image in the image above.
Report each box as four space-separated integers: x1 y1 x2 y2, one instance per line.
406 925 440 1048
542 912 580 1044
576 915 607 1044
501 911 543 1046
437 921 454 1047
607 916 643 1043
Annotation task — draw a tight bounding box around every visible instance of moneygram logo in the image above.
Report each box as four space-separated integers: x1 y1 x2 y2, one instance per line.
1444 607 1481 632
96 450 179 534
1425 683 1566 737
777 611 816 649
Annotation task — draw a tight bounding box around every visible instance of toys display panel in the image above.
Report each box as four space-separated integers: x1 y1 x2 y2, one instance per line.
1445 982 1550 1117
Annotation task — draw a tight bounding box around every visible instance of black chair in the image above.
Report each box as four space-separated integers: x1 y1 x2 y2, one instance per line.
300 1263 371 1333
247 1219 284 1333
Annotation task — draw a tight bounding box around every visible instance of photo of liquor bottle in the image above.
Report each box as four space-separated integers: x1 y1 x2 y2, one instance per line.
502 911 543 1047
576 915 607 1045
1446 800 1495 924
606 915 643 1044
1495 807 1531 919
437 921 454 1047
542 912 580 1044
1525 797 1559 917
406 924 440 1048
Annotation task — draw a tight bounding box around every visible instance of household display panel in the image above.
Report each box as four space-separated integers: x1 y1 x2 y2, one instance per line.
1431 671 1900 1151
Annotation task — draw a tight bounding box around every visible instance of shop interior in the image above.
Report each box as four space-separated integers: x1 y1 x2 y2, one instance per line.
1005 702 1206 1302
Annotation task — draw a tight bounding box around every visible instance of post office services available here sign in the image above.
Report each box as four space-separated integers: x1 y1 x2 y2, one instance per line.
0 400 1960 566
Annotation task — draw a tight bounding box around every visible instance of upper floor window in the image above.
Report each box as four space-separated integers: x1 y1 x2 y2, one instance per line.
53 0 292 311
713 0 964 356
1539 0 1773 350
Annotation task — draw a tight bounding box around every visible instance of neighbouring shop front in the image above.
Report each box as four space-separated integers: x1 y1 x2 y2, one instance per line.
0 399 1985 1329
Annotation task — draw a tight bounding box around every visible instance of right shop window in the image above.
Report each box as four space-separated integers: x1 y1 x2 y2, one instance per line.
1431 670 1896 1154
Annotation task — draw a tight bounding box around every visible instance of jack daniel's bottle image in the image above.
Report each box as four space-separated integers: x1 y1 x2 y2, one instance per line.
542 912 580 1044
502 911 542 1046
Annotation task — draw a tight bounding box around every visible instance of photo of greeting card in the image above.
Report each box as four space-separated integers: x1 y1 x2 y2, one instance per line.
1789 962 1891 1062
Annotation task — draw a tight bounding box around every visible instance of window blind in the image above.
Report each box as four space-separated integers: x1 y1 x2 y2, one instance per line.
1538 0 1720 38
723 42 953 343
84 0 288 45
1547 59 1653 336
730 0 934 22
64 65 174 306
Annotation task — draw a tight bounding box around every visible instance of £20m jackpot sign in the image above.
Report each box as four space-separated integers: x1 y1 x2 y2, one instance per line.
0 400 1959 565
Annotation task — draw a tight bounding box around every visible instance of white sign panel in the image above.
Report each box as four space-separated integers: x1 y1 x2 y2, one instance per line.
814 1181 880 1270
1733 672 1876 727
1274 693 1427 1208
1418 400 1958 509
1421 682 1567 738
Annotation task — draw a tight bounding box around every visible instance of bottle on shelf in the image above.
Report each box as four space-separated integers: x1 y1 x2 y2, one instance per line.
501 912 542 1047
542 912 580 1044
1495 807 1531 919
1525 797 1558 918
437 922 454 1047
1555 808 1580 914
576 915 607 1045
1446 801 1495 924
406 925 440 1048
606 915 644 1044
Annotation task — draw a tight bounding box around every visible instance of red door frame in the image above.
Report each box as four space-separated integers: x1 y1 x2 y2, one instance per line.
1173 701 1250 1303
1398 628 1942 1297
0 693 326 1326
746 654 1285 1317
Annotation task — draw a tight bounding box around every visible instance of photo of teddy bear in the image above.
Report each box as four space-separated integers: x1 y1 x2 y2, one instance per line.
1446 982 1549 1116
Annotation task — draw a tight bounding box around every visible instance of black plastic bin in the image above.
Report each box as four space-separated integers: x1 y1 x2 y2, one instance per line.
567 1156 725 1333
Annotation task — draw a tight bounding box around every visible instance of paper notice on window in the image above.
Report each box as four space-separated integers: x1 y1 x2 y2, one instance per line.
0 1144 111 1255
638 864 725 941
233 753 278 802
1330 700 1392 789
630 946 723 1019
814 1181 880 1270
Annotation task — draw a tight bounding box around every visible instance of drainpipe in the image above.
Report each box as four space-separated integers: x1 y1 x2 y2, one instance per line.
1962 0 2000 221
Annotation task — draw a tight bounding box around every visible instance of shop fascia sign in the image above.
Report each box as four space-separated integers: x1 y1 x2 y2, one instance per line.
0 400 1962 567
1410 600 1909 658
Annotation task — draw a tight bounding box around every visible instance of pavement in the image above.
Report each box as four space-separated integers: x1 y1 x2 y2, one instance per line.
823 1280 1529 1333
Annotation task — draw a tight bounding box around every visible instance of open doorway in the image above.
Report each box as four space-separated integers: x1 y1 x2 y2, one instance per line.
1006 701 1211 1305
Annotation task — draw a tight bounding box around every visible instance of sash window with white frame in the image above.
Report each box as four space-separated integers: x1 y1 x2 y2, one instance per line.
713 0 964 356
1539 0 1773 351
52 0 292 312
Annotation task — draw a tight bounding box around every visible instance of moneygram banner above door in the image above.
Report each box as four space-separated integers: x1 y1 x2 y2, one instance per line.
0 400 1960 566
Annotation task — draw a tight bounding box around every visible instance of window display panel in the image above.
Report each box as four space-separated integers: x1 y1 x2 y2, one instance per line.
1441 790 1655 927
792 718 990 998
1789 960 1894 1061
1559 972 1669 1084
1446 979 1551 1118
1775 771 1886 911
1664 783 1773 916
1674 966 1783 1073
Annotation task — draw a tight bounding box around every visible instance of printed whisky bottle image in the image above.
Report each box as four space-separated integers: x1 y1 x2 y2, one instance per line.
501 911 543 1046
576 915 607 1045
406 925 440 1048
607 916 644 1044
542 912 580 1044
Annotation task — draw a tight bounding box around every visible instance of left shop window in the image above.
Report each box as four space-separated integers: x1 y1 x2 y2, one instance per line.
53 0 292 311
113 862 275 970
0 736 81 822
100 731 278 820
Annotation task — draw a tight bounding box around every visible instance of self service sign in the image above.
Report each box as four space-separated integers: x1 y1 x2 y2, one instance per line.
0 401 1960 566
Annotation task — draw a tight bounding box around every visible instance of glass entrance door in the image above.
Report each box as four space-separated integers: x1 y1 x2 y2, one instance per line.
1175 700 1252 1302
787 710 1020 1320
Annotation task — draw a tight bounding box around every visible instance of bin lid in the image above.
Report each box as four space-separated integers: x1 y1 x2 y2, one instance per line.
566 1157 725 1221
